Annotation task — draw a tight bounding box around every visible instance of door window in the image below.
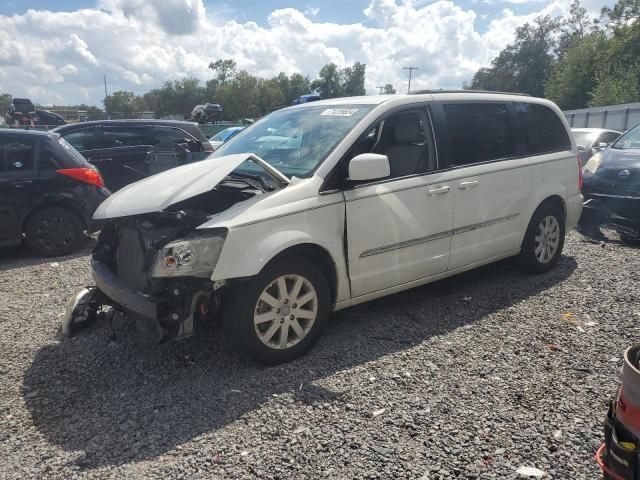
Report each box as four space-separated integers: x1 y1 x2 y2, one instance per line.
1 138 36 172
345 108 434 181
63 130 86 151
443 103 516 166
514 102 572 155
99 127 153 148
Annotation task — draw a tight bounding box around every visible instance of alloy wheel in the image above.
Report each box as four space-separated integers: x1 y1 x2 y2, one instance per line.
254 274 318 350
534 215 560 264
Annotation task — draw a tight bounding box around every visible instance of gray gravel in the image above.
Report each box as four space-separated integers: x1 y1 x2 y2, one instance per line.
1 232 638 479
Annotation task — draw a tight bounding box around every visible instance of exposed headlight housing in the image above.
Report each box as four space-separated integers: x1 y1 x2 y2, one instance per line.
151 229 227 278
584 152 603 174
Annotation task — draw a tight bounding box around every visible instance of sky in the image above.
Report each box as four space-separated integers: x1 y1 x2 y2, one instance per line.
0 0 614 106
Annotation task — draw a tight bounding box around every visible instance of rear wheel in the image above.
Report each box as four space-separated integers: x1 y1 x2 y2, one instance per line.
25 207 84 257
517 203 565 273
224 256 330 364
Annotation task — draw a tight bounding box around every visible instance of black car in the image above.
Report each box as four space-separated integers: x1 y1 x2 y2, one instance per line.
6 98 36 126
52 120 214 191
36 109 66 127
578 123 640 242
191 103 223 123
0 129 110 256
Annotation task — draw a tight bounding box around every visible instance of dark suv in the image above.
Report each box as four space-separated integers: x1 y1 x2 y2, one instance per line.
52 120 214 191
0 129 110 256
191 103 223 124
6 98 37 126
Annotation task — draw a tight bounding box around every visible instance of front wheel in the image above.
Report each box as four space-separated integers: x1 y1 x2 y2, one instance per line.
517 203 565 273
224 256 330 364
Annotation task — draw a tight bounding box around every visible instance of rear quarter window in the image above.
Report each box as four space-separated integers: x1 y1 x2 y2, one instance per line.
443 102 517 166
0 137 37 172
515 102 571 155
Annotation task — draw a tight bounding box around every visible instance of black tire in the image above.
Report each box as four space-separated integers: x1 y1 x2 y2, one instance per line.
517 202 565 273
223 256 331 364
25 207 84 257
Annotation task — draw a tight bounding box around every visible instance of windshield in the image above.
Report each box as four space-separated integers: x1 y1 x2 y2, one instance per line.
211 104 374 178
612 124 640 150
573 131 597 148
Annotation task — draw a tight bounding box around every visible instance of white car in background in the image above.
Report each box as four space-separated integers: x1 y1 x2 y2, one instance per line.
64 91 582 364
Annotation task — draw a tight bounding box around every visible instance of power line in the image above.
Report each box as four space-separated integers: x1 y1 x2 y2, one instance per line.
402 67 418 93
376 86 385 94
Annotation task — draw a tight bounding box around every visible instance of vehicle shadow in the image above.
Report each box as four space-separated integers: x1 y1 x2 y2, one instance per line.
22 255 578 469
0 237 95 272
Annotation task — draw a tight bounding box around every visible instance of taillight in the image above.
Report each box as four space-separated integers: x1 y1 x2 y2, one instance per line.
578 155 583 190
203 141 214 153
57 167 105 188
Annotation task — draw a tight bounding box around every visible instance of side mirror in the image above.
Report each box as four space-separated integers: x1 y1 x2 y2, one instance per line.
348 153 390 182
597 142 609 149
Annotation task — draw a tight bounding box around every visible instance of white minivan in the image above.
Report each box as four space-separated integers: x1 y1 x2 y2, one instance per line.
64 91 582 363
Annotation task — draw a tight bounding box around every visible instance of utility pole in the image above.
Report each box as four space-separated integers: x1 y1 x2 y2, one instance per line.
403 67 418 93
376 86 385 95
104 75 110 120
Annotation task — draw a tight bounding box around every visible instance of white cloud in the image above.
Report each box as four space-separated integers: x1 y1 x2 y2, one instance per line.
0 0 613 105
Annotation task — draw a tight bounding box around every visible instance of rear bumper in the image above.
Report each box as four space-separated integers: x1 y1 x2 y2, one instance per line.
91 259 161 319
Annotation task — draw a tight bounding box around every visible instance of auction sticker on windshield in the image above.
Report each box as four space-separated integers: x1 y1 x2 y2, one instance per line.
320 108 359 117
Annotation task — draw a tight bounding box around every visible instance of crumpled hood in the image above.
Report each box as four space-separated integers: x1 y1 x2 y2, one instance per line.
93 153 254 220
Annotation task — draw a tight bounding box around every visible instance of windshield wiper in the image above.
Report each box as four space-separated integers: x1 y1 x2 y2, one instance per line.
227 172 276 192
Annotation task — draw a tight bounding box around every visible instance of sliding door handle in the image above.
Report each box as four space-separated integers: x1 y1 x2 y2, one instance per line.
458 180 479 189
427 186 450 195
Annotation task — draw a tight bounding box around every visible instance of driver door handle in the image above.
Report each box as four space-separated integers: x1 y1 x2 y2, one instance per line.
427 186 450 195
458 180 479 189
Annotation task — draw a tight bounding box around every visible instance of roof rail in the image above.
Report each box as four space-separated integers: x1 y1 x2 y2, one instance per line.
410 89 531 97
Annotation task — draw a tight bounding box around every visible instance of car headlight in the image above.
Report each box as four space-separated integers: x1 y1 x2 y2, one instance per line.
584 152 603 174
151 229 227 278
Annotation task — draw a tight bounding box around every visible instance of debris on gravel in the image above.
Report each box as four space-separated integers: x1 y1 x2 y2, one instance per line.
0 232 638 479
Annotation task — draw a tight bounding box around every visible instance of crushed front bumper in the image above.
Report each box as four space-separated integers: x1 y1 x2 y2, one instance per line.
577 195 640 240
62 259 214 343
91 259 162 320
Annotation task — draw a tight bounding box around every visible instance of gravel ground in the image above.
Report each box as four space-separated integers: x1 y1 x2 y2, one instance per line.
1 232 638 479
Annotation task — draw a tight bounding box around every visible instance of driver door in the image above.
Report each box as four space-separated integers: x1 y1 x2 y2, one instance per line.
343 107 455 298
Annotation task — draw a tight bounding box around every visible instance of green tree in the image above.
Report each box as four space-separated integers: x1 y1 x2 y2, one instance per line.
383 84 396 94
214 70 259 120
598 0 640 28
287 73 311 102
545 32 603 109
103 90 146 119
311 63 343 98
0 93 11 116
469 16 559 96
208 59 237 85
557 1 591 58
255 78 286 115
341 61 366 96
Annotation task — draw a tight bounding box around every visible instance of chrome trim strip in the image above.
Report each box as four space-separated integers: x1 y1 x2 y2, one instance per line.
359 213 520 258
360 230 453 258
454 213 520 235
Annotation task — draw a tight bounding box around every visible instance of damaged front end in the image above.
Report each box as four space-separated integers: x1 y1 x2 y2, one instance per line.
64 210 226 343
577 197 640 242
62 153 288 344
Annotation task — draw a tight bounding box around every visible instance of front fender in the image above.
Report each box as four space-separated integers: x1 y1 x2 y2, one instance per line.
211 201 350 303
